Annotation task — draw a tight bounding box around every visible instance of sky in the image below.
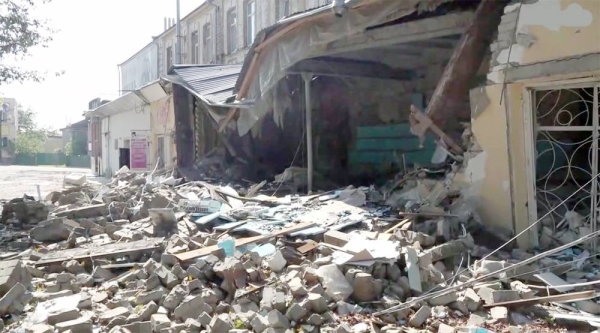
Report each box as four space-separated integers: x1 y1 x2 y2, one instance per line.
0 0 204 130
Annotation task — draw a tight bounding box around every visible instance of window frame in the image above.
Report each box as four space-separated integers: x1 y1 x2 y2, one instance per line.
166 45 173 70
190 30 199 63
278 0 290 20
203 22 212 63
227 7 237 54
245 0 256 46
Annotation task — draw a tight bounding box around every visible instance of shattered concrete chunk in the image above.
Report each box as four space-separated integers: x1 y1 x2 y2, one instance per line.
351 272 379 303
0 283 27 315
251 314 269 332
288 277 308 297
308 293 329 314
100 307 132 324
173 294 205 320
429 292 458 306
198 311 213 328
408 305 430 327
317 264 353 301
267 309 290 329
163 284 187 310
266 250 287 272
54 316 93 333
136 288 165 305
209 313 234 332
154 265 179 289
151 313 171 332
286 302 308 322
47 308 80 325
491 306 509 322
0 260 32 295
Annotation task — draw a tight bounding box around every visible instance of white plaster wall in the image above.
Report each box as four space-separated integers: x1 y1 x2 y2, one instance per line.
101 108 152 176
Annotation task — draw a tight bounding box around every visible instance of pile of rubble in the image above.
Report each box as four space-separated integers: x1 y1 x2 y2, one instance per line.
0 167 598 333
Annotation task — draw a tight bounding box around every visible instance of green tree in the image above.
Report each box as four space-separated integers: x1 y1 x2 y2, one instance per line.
0 0 55 85
64 141 72 155
14 129 45 154
17 104 36 132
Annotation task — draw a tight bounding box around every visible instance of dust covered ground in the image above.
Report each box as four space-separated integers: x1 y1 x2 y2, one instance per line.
0 165 99 200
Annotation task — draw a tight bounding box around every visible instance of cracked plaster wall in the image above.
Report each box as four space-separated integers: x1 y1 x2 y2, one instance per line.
462 0 600 249
488 0 600 84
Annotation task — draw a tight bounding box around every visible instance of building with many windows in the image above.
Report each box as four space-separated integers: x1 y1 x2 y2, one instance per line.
119 0 334 88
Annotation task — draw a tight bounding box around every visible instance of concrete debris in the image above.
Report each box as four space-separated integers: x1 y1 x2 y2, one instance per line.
0 165 594 332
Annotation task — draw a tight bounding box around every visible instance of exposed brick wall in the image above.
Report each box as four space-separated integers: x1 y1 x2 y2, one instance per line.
488 0 522 69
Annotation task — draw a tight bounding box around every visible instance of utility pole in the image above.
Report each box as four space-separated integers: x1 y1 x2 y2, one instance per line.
175 0 182 64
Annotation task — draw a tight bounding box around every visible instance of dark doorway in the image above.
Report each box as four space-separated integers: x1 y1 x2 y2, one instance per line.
119 148 130 169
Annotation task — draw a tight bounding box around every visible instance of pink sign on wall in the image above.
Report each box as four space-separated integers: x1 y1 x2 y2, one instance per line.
130 133 147 170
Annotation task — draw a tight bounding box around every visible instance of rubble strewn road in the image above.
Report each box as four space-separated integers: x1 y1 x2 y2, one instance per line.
0 165 100 199
0 166 591 332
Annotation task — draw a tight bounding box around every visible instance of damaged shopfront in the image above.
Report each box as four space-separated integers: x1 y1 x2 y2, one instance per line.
224 0 493 187
172 0 600 251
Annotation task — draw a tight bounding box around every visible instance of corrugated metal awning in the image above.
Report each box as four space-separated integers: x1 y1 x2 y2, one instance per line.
166 65 242 106
89 80 169 117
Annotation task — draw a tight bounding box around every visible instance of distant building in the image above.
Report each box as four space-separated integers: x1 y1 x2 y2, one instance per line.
60 119 89 155
41 135 63 154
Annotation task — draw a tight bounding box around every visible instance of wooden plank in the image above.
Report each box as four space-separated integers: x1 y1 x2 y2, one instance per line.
298 240 319 254
323 230 351 247
175 221 316 262
384 218 411 234
36 238 162 266
483 290 595 308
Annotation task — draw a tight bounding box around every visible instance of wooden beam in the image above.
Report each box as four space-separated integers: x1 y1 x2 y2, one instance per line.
424 0 507 129
324 11 474 56
289 57 413 80
483 290 595 308
175 221 316 262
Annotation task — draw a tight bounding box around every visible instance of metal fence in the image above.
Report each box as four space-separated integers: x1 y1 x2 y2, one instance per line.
14 153 91 168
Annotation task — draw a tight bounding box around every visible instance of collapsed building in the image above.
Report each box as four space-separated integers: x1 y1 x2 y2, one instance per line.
169 0 600 250
1 0 599 332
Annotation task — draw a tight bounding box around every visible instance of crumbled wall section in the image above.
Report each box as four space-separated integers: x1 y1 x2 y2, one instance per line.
489 0 523 69
487 0 599 84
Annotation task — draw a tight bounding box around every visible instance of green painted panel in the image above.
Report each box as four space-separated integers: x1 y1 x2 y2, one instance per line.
349 123 438 174
356 124 412 139
356 137 423 151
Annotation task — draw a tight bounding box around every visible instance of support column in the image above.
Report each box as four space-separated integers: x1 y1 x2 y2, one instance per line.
173 85 194 168
301 72 313 194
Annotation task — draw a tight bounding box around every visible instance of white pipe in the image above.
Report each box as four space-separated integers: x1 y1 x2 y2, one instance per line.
302 73 313 193
175 0 182 64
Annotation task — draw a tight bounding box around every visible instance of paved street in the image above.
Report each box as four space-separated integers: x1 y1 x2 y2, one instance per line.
0 165 98 200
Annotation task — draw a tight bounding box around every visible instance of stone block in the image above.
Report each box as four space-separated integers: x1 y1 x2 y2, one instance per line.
286 302 307 322
0 283 27 315
48 308 80 325
151 313 171 332
173 295 205 320
491 306 508 322
121 321 152 333
100 307 131 324
54 317 93 333
209 313 234 332
267 309 290 329
0 260 32 295
408 305 430 327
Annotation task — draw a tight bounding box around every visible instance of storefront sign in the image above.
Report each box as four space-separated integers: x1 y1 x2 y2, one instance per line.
130 132 148 170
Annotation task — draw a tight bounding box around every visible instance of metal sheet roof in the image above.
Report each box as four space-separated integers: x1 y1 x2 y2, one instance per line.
90 92 146 117
169 65 242 105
